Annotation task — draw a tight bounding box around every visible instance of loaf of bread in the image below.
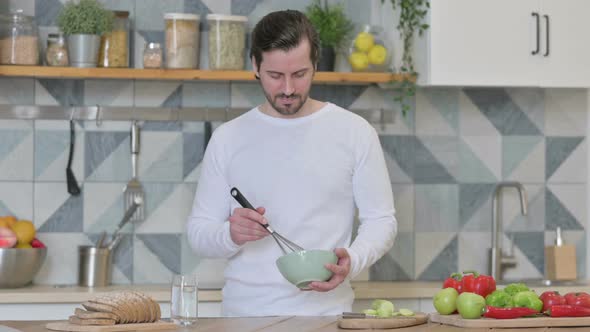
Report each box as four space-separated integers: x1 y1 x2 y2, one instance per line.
73 291 161 325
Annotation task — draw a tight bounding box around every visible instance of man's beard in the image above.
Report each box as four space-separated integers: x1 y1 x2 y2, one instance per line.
264 91 308 116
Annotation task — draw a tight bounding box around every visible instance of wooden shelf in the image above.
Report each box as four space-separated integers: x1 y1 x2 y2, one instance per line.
0 66 410 84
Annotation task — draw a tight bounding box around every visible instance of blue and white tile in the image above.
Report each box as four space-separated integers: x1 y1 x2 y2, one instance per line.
412 138 455 184
503 136 545 182
135 0 184 31
34 120 84 182
134 81 183 107
181 235 201 275
415 88 458 136
415 232 457 280
36 80 85 106
34 81 60 106
0 182 33 220
84 80 134 107
548 139 586 184
138 131 183 182
99 0 135 16
544 89 587 136
230 82 265 108
458 136 500 183
380 135 414 183
0 78 35 104
415 184 459 232
84 129 131 182
246 0 309 30
34 0 61 26
419 136 459 181
134 234 182 283
202 0 230 15
546 184 586 230
458 90 501 136
391 184 413 232
504 184 545 232
503 231 545 279
83 120 134 132
545 136 584 181
35 182 84 232
182 122 207 182
83 183 128 233
182 82 230 108
33 233 92 285
0 121 34 181
506 88 545 136
382 89 415 135
348 87 400 135
459 184 495 231
136 183 196 233
458 232 490 273
371 231 414 281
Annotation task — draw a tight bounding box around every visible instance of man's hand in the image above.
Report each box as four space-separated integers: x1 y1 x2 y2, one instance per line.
228 207 269 245
308 248 351 292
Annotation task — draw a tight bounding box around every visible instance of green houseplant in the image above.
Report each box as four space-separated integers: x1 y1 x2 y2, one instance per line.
382 0 429 116
57 0 113 67
305 0 353 71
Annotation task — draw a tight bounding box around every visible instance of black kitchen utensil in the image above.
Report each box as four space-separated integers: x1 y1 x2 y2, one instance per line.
66 119 81 196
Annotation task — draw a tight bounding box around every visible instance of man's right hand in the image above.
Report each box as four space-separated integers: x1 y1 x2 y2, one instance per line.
228 207 270 245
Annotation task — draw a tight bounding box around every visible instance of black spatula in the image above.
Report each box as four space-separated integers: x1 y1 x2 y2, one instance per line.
66 119 81 196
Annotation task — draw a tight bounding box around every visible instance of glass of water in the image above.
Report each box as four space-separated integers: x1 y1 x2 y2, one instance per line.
170 274 198 326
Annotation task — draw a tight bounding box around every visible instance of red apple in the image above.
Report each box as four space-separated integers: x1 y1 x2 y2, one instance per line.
31 238 46 248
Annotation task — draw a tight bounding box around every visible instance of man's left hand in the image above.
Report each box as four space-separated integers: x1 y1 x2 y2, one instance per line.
308 248 350 292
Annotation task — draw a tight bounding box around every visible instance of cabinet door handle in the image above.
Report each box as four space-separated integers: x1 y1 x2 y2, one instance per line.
543 14 550 56
532 12 540 55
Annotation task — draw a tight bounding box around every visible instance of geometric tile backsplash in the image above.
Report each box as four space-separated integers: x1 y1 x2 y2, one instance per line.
1 0 587 286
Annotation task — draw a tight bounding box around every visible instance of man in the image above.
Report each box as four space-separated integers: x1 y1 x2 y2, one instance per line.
187 10 396 316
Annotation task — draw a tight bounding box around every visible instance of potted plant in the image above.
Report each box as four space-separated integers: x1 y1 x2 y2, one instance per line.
305 0 353 71
57 0 113 67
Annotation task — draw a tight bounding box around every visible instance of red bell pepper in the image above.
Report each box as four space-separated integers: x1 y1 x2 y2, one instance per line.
539 291 566 312
483 306 539 319
547 305 590 317
460 270 496 298
564 292 590 308
442 273 463 293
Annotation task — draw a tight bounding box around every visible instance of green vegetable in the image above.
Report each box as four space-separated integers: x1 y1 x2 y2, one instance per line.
57 0 114 35
513 291 543 312
304 0 353 49
371 299 395 318
503 283 530 296
485 290 514 308
399 308 415 316
362 309 377 316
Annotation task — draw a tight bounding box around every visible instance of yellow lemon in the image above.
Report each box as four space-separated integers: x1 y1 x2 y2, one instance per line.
349 52 369 71
368 45 388 65
11 220 35 245
354 32 375 52
16 242 32 249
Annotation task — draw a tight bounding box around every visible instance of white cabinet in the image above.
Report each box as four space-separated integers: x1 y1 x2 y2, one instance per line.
414 0 590 87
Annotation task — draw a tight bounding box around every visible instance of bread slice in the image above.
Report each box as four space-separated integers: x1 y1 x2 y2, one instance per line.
75 308 118 321
69 315 116 326
81 301 123 323
132 291 155 322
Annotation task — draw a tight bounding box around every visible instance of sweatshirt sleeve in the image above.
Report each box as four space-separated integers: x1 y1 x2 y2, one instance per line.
346 125 397 279
186 131 243 258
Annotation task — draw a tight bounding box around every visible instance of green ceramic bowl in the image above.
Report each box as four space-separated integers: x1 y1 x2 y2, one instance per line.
275 249 338 289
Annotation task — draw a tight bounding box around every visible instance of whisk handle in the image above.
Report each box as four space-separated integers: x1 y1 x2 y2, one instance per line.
230 187 271 231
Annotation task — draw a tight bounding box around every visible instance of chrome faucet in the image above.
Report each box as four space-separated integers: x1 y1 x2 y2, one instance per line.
489 182 528 281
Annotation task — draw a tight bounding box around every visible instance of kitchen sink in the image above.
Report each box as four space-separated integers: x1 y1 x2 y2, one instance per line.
497 279 589 287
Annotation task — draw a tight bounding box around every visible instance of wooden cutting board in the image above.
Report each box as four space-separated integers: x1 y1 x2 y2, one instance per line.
45 321 177 332
430 313 590 328
338 313 428 329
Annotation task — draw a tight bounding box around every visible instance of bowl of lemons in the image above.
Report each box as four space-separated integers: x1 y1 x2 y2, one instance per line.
348 25 391 72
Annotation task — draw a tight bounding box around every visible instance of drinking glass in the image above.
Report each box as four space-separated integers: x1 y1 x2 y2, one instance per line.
170 274 198 326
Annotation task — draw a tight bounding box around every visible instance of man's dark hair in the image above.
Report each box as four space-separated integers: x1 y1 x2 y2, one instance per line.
250 10 320 73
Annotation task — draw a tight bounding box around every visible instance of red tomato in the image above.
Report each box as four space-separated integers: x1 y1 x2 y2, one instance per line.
564 292 590 308
539 291 566 312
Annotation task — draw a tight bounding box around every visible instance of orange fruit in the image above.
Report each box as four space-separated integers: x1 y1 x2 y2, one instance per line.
11 220 35 245
0 216 16 228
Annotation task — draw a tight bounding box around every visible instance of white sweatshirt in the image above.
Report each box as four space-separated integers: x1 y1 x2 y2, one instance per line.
187 103 397 316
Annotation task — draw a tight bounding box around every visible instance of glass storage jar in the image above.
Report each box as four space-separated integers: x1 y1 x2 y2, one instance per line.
347 25 392 73
143 42 162 68
0 10 39 65
45 33 68 66
206 14 247 70
98 11 129 67
165 13 200 69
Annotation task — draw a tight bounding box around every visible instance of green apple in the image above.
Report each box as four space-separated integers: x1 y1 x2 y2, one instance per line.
433 287 459 315
457 292 486 319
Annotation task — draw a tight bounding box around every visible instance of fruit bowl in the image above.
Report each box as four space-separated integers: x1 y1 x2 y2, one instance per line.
0 247 47 288
275 249 338 289
347 25 392 72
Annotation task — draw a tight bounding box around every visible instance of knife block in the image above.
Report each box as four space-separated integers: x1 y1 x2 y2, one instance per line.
545 244 577 281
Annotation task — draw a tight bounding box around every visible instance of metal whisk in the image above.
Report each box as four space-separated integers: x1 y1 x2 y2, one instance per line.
230 187 304 254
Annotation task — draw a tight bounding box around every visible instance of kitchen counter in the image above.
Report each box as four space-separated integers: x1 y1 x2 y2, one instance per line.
3 318 589 332
2 281 590 304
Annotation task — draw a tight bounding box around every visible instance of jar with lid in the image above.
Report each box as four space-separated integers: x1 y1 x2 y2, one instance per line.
165 13 200 69
206 14 247 70
0 10 39 65
347 25 392 73
45 33 68 66
143 42 162 68
98 11 129 67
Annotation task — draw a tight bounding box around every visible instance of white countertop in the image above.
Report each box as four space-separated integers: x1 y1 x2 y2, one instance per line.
2 281 589 304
